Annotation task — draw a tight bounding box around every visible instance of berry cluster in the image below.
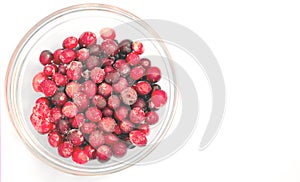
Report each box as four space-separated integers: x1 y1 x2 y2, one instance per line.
30 28 167 164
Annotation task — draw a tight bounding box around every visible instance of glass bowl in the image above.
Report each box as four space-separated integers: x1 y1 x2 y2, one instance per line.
5 3 177 175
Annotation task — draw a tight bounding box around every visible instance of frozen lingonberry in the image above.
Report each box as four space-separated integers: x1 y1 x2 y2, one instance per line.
72 148 89 164
73 92 89 112
89 130 105 148
81 69 90 80
129 107 145 124
43 64 57 76
58 64 67 74
52 73 68 86
70 113 85 128
58 141 74 158
107 95 120 109
112 77 128 93
35 97 50 106
32 72 47 92
145 111 159 125
83 145 96 160
112 141 127 158
114 106 128 121
50 107 62 123
62 101 78 118
79 31 97 47
120 87 138 105
119 39 132 54
48 131 62 147
76 48 90 62
59 49 76 64
151 89 167 108
97 145 112 161
102 107 113 117
130 66 145 80
39 50 54 65
86 55 101 70
83 80 97 97
80 122 97 134
98 82 112 97
92 95 107 109
101 39 118 56
63 36 78 49
99 117 117 133
53 49 63 64
85 107 102 122
135 81 152 95
104 133 119 146
30 114 53 134
137 124 150 135
66 61 82 81
132 41 144 55
101 58 114 67
51 92 67 106
105 70 120 84
65 81 82 98
57 119 70 134
32 102 50 118
126 52 140 66
67 129 84 146
90 67 105 83
113 59 131 77
132 97 146 110
100 27 116 40
40 80 57 97
140 58 151 68
146 66 161 83
119 120 134 133
129 130 147 147
104 65 114 74
88 44 101 56
114 125 122 135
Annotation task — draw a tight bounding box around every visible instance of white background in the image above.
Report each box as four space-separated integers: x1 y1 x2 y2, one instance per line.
1 0 300 181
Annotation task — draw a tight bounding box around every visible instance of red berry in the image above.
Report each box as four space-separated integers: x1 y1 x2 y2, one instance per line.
137 124 150 135
30 114 53 134
40 80 57 97
86 55 101 70
88 44 101 56
66 61 82 81
129 107 145 124
62 101 78 118
51 92 67 106
35 97 50 106
101 39 118 56
59 49 76 64
135 81 151 95
114 106 128 121
140 58 151 68
102 107 113 117
79 31 97 47
50 107 62 123
83 145 96 160
48 131 62 147
83 80 97 97
85 107 102 122
52 73 68 86
70 113 85 128
57 64 67 74
101 58 114 67
146 66 161 83
80 122 97 134
104 65 114 74
100 27 116 40
119 120 134 133
96 145 112 161
57 119 70 134
76 48 90 62
90 67 105 83
92 95 107 109
126 52 140 66
73 92 90 112
107 95 120 109
89 130 105 148
67 129 84 146
132 97 146 110
112 77 128 93
53 49 63 64
104 133 119 146
63 36 78 49
119 39 132 54
113 59 131 77
130 66 145 80
72 148 89 164
132 41 144 55
98 82 112 98
99 117 117 133
114 125 122 135
58 141 74 158
39 50 53 65
65 81 82 98
32 72 47 92
112 142 127 158
120 87 137 105
145 111 159 125
129 130 147 147
43 64 57 76
105 70 120 84
151 90 167 108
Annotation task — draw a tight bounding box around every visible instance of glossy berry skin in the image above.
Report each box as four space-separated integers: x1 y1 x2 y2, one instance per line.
146 66 161 83
35 97 50 106
79 31 97 47
118 39 132 54
135 81 151 95
129 130 147 147
140 58 151 68
151 90 168 108
48 131 62 147
100 27 116 40
59 49 76 64
57 119 70 134
32 72 47 92
40 80 57 97
126 52 140 66
63 36 78 49
72 148 89 164
39 50 53 65
53 49 63 64
58 141 74 158
132 41 144 55
51 92 67 106
96 145 112 161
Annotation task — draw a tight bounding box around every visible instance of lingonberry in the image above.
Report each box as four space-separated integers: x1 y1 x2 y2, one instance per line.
92 95 107 109
107 95 120 109
100 27 116 40
99 117 117 133
104 65 114 74
58 141 74 158
57 119 70 134
119 120 134 133
114 106 129 121
114 125 122 135
90 67 105 83
96 145 112 161
66 61 82 81
53 49 63 64
113 59 131 77
135 81 151 95
101 39 118 56
132 41 144 55
43 64 57 76
118 39 132 54
35 97 50 106
130 65 145 80
59 49 76 64
151 89 167 108
67 129 84 146
104 133 119 146
112 141 127 158
51 91 67 106
83 144 96 160
57 64 67 74
39 50 54 65
85 107 102 122
52 73 68 86
98 82 112 97
102 107 113 117
120 87 137 105
126 52 140 66
62 101 78 118
76 48 90 62
140 58 151 68
132 97 146 110
137 124 150 135
86 55 101 70
129 130 147 146
65 81 82 98
63 36 78 49
101 58 114 67
88 44 101 56
105 70 120 84
89 130 105 148
79 31 97 47
83 80 97 97
145 111 159 125
72 148 89 164
80 122 97 134
48 131 62 147
146 66 161 83
50 107 62 123
40 79 57 97
129 107 145 124
112 77 128 93
32 72 47 92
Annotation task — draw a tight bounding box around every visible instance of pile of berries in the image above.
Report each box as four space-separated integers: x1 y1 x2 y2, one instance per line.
30 28 167 164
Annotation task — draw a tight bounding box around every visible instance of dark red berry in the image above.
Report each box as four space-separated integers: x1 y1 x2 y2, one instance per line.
100 27 116 40
114 106 128 121
99 117 117 133
101 39 118 56
132 41 144 55
101 58 114 67
52 73 68 86
58 64 67 74
104 133 119 146
140 58 151 68
89 130 105 148
79 31 97 47
85 107 102 122
58 141 74 158
83 145 96 160
66 61 82 81
39 50 53 65
96 145 112 161
72 91 89 114
129 130 147 147
88 44 101 56
119 39 132 54
32 72 47 92
53 49 63 64
120 87 138 105
102 107 113 117
83 80 97 97
105 70 120 84
40 80 57 97
62 101 78 118
50 107 62 123
48 131 62 147
129 107 145 124
43 64 57 76
72 148 89 164
35 97 50 106
30 114 53 134
135 81 151 95
98 82 112 97
114 125 122 135
70 113 85 128
151 90 167 108
107 95 120 109
86 55 101 70
137 124 150 135
80 122 97 134
76 48 90 62
67 129 84 146
145 111 159 125
146 66 161 83
57 119 70 134
112 141 127 158
59 49 76 64
63 36 78 49
119 120 134 133
130 66 145 80
90 67 105 83
92 95 107 109
126 52 140 66
113 59 131 77
104 65 114 74
112 77 128 93
65 81 82 98
132 97 146 110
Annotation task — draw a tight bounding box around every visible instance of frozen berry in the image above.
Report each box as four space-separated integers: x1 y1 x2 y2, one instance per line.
96 145 112 161
88 44 101 56
65 81 82 98
63 36 78 49
85 107 102 122
83 80 97 97
112 141 127 158
104 133 119 146
39 50 53 65
86 55 101 70
72 148 89 164
137 124 150 135
66 61 82 81
135 81 151 95
52 73 68 86
105 70 120 84
32 72 47 92
114 106 129 121
101 39 118 56
92 95 107 109
83 145 96 160
50 107 62 123
59 49 76 64
58 141 74 158
126 52 140 66
48 131 62 147
79 31 97 47
132 41 144 55
51 92 67 106
62 101 78 118
107 95 120 109
80 122 97 134
146 66 161 83
77 48 90 62
90 67 105 83
112 77 128 93
113 59 131 77
119 39 132 54
130 66 145 80
70 113 85 128
140 58 151 68
129 107 145 124
100 27 116 40
98 82 112 97
67 129 84 146
151 90 167 108
119 120 134 133
129 130 147 147
145 111 159 125
89 130 105 148
99 117 117 133
43 64 57 76
102 107 113 117
120 87 137 105
40 80 57 97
